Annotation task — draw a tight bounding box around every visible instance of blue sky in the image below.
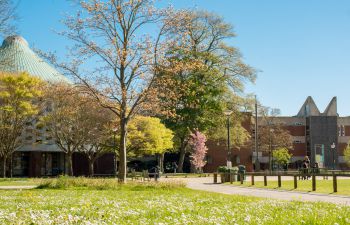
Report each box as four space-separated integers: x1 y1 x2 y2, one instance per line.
5 0 350 116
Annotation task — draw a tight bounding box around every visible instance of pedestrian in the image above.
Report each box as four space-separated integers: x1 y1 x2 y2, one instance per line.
173 162 178 174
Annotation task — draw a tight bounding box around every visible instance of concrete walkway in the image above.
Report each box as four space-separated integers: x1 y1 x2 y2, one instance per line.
0 185 37 190
176 177 350 206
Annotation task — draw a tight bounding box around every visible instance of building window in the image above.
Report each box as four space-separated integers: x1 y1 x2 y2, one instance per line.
339 125 345 137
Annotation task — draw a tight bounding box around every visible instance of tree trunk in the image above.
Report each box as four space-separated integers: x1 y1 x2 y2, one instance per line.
66 153 73 176
158 153 165 173
10 154 13 178
118 118 127 183
2 156 6 178
178 139 187 173
88 159 94 177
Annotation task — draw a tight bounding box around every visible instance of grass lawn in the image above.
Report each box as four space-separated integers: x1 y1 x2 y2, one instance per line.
0 178 349 224
230 178 350 196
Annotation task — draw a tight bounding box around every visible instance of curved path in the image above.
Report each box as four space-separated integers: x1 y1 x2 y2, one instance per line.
170 177 350 206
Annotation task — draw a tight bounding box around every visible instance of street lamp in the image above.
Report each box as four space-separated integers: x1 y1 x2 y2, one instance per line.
331 142 336 170
224 110 233 168
269 128 275 172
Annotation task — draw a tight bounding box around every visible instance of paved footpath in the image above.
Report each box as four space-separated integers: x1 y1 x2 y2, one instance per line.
173 177 350 206
0 185 37 190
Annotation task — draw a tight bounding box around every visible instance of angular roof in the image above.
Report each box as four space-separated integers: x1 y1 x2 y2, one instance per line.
0 35 70 83
296 96 338 117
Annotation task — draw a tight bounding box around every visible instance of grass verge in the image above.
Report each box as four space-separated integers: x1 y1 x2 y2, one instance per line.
229 178 350 196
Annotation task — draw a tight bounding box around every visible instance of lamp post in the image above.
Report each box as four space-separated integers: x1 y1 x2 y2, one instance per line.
224 110 233 168
331 142 336 170
269 128 275 172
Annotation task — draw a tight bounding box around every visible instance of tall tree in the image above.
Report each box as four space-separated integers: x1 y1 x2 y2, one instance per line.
0 72 43 178
43 0 174 182
156 10 256 172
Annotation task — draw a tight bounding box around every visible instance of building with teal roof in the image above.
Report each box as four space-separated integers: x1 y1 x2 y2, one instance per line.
0 36 69 177
0 35 70 83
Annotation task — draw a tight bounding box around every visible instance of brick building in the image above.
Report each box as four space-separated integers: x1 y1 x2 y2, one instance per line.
204 96 350 172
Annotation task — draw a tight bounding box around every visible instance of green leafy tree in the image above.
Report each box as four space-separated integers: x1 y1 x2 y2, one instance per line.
272 148 292 169
156 10 256 172
128 116 173 172
0 72 43 177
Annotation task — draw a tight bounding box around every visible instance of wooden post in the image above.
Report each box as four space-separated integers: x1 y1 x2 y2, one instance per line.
278 175 281 188
214 173 217 184
251 175 255 186
312 174 316 191
229 173 233 184
240 173 244 184
294 175 297 189
333 173 337 193
264 175 267 186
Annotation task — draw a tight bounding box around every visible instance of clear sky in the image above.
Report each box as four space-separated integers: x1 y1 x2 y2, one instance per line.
5 0 350 116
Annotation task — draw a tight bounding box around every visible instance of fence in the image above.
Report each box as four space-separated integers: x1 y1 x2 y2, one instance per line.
213 171 350 193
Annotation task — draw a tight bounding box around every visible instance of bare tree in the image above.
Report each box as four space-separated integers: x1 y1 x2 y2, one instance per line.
0 0 17 37
42 0 175 182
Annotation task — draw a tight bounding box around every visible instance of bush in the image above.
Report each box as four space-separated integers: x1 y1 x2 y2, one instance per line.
217 166 238 173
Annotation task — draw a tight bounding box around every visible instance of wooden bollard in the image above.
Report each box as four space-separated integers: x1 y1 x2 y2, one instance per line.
294 175 298 189
278 175 281 188
229 173 233 184
251 175 255 186
214 173 217 184
240 173 244 184
264 175 267 186
312 175 316 191
333 174 337 193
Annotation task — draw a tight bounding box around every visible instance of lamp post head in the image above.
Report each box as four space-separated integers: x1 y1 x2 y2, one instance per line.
224 110 233 116
331 143 336 149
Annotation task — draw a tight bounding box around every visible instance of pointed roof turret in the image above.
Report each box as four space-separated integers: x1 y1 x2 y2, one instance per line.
323 97 337 116
297 96 321 117
0 35 70 83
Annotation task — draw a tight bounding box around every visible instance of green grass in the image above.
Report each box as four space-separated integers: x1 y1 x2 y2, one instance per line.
229 178 350 196
0 178 349 224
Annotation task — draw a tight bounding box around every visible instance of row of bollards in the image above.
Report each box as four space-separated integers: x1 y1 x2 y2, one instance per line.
214 172 338 193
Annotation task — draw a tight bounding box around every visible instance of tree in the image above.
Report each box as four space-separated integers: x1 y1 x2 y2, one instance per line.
43 83 113 176
188 131 208 173
77 103 114 177
344 143 350 166
0 0 16 37
43 0 175 182
0 72 43 178
127 116 173 172
273 148 292 170
257 107 293 170
156 10 256 172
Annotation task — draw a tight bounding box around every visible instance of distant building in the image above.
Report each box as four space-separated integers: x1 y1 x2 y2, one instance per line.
204 96 350 172
0 36 114 177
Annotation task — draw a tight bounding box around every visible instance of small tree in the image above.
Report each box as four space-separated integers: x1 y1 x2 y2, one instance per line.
44 83 113 176
189 131 208 173
272 148 292 170
78 104 114 177
0 72 43 178
344 143 350 166
128 116 173 172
